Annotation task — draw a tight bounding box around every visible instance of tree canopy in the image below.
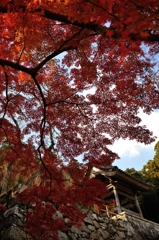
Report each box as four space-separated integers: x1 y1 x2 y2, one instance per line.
1 0 159 239
141 141 159 185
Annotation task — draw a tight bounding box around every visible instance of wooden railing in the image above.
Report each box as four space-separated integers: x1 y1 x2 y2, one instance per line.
121 207 141 217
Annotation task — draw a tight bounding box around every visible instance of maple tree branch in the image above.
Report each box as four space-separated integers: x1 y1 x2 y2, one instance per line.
86 0 120 22
0 28 83 74
15 105 28 121
31 76 46 148
37 8 108 36
37 8 100 30
134 3 159 16
47 100 90 107
17 20 26 64
35 28 84 71
17 44 25 64
76 104 96 121
0 67 10 126
33 8 159 41
0 59 36 76
34 46 73 72
1 3 159 42
30 77 56 179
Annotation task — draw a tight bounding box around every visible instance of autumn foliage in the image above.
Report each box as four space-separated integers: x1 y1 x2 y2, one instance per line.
0 0 159 239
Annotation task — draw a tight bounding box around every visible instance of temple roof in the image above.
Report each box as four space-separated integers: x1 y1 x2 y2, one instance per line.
90 166 152 192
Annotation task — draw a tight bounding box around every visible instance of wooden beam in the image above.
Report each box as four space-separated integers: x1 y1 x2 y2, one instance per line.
117 190 135 201
105 190 114 198
115 182 134 194
107 184 113 190
121 207 141 217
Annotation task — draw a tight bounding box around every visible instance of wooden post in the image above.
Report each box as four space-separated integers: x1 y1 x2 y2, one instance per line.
135 194 143 218
113 185 121 214
106 205 110 217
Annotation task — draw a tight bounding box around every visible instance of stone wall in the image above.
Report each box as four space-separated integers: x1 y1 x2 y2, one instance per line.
0 198 28 240
0 199 159 240
60 211 159 240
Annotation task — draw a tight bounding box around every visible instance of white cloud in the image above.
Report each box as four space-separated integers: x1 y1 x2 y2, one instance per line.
138 110 159 138
110 110 159 159
110 139 141 158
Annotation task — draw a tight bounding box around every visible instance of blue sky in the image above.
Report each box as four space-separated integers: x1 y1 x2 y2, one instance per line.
111 110 159 171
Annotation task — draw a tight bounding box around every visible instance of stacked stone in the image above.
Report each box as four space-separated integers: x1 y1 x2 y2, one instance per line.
59 212 143 240
0 198 28 240
0 199 159 240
